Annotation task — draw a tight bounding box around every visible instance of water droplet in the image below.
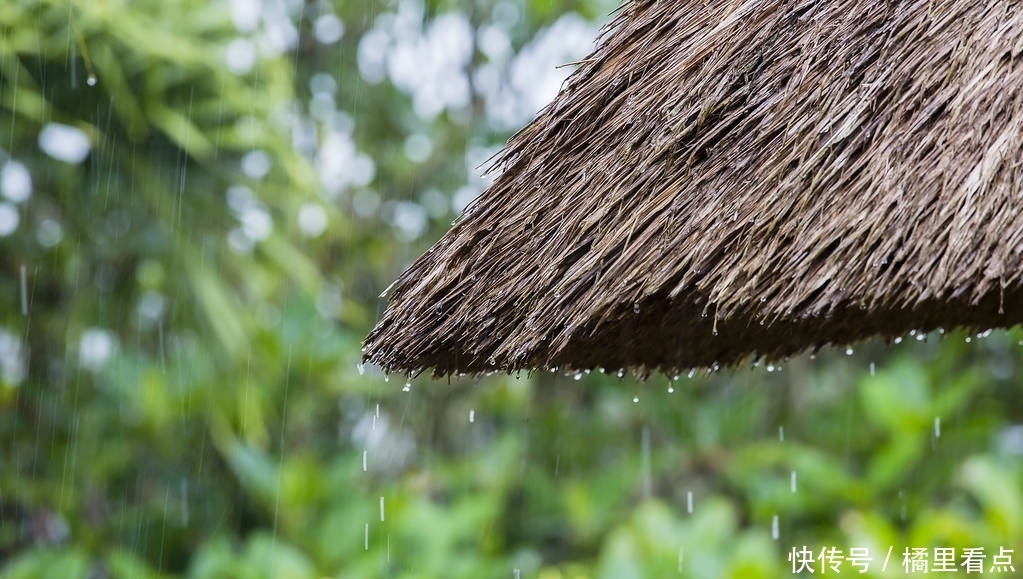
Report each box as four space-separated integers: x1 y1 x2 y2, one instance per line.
469 409 475 423
845 347 854 356
767 364 776 372
632 395 639 403
790 470 797 493
633 302 640 314
778 426 785 442
616 369 624 378
771 515 779 540
934 416 941 438
86 74 97 86
686 491 693 513
667 385 674 393
965 336 972 343
380 496 386 521
687 369 696 378
573 372 582 380
402 382 411 392
869 362 875 376
364 523 369 550
894 336 903 344
362 450 368 472
357 363 365 375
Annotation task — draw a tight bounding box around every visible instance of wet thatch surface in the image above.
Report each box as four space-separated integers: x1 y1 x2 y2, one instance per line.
365 0 1023 376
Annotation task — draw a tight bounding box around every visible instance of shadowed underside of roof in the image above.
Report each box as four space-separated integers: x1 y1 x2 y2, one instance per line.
364 0 1023 377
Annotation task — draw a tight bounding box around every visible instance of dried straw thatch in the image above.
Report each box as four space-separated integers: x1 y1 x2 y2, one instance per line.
364 0 1023 376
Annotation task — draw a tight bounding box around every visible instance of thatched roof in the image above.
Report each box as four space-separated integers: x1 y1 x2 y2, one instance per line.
364 0 1023 376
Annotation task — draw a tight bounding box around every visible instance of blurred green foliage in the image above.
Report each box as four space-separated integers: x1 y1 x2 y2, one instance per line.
1 1 1021 578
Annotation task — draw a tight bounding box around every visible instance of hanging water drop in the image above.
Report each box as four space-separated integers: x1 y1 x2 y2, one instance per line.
632 395 639 403
86 74 97 86
845 347 854 356
357 363 365 375
402 381 411 392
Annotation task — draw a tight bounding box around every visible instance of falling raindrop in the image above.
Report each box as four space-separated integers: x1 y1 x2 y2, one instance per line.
364 523 369 550
686 491 693 513
869 362 875 376
641 427 651 498
933 417 941 438
778 426 784 442
362 450 368 472
357 363 365 375
469 409 475 423
379 496 385 522
514 569 521 579
790 471 797 493
771 515 779 540
19 265 27 315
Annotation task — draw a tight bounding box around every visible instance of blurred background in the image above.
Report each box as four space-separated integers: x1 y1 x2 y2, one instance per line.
0 0 1021 577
